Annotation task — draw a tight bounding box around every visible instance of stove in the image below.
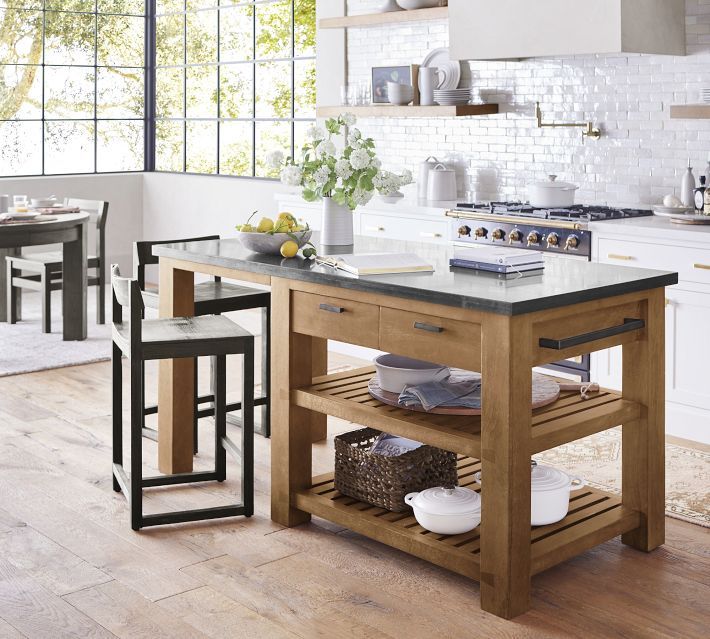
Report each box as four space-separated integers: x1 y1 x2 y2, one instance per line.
447 202 653 260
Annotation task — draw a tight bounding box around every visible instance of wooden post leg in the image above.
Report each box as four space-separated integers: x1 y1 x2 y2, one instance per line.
270 278 314 527
310 337 328 443
157 260 195 474
479 314 533 619
622 289 665 551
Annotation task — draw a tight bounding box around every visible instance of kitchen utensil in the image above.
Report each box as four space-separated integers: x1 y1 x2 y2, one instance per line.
418 67 437 106
368 370 561 415
426 162 457 201
404 486 481 535
433 88 472 106
397 0 445 9
387 81 414 106
418 156 440 199
529 175 579 208
373 354 449 394
235 229 312 255
681 160 696 208
475 462 585 526
30 197 57 208
421 47 461 91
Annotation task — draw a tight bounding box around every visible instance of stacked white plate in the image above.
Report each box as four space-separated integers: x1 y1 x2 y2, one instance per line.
701 88 710 104
433 87 471 106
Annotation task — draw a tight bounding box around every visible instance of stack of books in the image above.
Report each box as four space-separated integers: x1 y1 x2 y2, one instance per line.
450 247 545 276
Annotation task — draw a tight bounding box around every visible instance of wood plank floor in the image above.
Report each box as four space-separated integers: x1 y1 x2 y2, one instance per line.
0 354 708 638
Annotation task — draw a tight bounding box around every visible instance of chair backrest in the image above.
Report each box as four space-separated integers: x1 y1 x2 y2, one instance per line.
111 264 144 350
133 235 219 289
65 198 109 262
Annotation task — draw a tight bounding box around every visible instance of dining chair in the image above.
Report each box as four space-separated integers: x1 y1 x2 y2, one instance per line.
133 236 271 450
110 265 254 530
5 198 109 332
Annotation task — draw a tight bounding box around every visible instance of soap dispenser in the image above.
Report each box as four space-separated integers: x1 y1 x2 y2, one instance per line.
681 159 696 208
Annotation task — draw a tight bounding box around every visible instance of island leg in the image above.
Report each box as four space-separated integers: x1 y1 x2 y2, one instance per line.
271 278 314 527
621 289 665 551
479 314 533 619
311 338 328 442
158 259 195 474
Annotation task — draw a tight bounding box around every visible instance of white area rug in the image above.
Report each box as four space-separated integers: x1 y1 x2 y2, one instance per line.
0 290 110 377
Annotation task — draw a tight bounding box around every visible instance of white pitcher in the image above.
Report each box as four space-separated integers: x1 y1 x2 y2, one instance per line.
419 66 438 106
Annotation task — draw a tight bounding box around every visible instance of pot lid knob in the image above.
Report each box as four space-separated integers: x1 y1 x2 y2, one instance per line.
548 175 558 182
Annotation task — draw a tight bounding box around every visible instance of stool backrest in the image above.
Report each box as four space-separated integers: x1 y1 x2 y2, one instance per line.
65 198 109 265
133 236 220 289
111 264 144 350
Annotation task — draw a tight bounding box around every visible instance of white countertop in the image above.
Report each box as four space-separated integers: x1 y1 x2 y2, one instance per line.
590 214 710 245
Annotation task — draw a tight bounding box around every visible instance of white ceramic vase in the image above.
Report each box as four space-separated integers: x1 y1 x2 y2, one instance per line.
321 196 354 246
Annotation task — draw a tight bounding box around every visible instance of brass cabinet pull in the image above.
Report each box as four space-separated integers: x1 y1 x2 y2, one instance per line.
607 253 635 261
414 321 444 333
693 263 710 270
319 303 344 314
365 226 385 232
419 232 443 238
665 298 671 307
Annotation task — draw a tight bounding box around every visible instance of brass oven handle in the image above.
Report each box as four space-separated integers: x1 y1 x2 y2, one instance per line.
607 253 635 261
539 318 645 350
319 303 344 314
414 321 444 333
693 263 710 270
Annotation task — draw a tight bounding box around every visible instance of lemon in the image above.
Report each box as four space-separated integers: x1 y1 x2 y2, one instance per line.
257 217 274 233
280 240 299 258
240 224 255 233
273 218 291 233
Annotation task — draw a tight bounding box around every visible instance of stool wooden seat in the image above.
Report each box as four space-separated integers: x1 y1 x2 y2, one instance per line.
110 264 254 531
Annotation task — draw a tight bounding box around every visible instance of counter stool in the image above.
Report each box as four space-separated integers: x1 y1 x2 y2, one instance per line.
110 265 254 531
133 237 270 451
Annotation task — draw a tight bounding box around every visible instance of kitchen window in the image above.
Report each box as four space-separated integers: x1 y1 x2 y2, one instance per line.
0 1 146 176
154 0 316 178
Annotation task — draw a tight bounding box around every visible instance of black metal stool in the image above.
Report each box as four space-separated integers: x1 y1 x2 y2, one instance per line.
133 237 270 449
110 264 254 531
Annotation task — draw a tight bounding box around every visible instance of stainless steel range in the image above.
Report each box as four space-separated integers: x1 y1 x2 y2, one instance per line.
447 202 654 260
446 202 654 380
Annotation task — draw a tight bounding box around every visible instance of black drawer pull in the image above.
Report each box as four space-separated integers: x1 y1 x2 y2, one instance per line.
539 318 645 351
414 321 444 333
319 303 344 314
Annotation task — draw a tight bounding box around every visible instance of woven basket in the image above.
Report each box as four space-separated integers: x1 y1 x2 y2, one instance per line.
334 427 458 512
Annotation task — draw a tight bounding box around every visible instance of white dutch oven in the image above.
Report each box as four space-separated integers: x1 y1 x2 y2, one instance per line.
405 486 481 535
529 175 579 208
373 354 449 394
475 462 585 526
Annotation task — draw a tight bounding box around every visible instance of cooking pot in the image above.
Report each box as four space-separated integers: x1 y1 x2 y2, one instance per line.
404 486 481 535
474 462 585 526
529 175 579 208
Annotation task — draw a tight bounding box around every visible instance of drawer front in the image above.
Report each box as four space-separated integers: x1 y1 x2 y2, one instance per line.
291 291 379 348
360 213 448 244
599 238 710 287
379 307 481 370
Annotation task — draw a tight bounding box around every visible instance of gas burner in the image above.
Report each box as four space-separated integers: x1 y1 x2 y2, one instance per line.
455 202 653 222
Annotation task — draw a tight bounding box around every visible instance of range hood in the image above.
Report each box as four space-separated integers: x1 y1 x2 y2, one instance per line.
449 0 686 60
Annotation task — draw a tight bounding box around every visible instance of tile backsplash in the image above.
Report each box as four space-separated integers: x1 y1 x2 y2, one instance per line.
345 0 710 205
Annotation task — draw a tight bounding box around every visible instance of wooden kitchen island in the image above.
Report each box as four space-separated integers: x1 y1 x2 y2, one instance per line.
153 236 677 620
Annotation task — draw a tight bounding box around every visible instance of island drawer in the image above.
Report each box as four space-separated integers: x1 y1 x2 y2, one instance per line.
291 291 380 348
379 307 481 370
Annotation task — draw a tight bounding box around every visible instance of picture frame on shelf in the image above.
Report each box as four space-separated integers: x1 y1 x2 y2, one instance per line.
371 64 419 104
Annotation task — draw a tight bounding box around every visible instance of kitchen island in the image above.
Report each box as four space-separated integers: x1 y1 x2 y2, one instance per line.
153 235 677 620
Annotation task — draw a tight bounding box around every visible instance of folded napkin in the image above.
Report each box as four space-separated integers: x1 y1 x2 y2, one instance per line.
34 206 80 214
398 374 482 411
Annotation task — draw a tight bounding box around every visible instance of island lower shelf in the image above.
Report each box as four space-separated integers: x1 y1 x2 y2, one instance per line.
294 457 642 580
292 367 642 458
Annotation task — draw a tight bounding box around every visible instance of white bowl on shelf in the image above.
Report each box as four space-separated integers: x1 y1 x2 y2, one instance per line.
373 354 449 394
397 0 445 9
387 82 414 106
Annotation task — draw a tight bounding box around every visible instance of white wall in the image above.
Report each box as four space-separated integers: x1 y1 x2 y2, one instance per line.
0 173 143 273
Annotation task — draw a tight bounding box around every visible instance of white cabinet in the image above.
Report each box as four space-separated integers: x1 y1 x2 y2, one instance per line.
449 0 686 60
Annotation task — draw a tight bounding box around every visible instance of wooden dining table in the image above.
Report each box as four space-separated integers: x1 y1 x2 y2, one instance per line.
0 213 88 340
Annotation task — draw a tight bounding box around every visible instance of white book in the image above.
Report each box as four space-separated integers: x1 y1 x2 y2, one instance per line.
316 253 434 276
453 247 544 266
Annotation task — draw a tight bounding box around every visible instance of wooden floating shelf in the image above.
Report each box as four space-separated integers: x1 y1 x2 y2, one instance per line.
670 104 710 119
319 6 448 29
294 458 641 581
293 367 642 459
316 104 499 119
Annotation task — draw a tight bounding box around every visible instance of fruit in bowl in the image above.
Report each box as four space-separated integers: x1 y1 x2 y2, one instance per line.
236 211 316 258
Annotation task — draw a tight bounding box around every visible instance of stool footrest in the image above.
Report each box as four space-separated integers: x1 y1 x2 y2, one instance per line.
221 435 241 461
140 505 250 528
112 464 130 498
142 470 220 488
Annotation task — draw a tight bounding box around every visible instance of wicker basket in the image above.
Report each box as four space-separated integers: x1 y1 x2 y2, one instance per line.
334 428 458 512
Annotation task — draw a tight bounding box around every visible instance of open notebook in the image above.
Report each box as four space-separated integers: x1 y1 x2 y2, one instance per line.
316 253 434 276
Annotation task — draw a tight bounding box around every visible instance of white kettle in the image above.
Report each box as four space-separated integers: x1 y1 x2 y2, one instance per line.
426 163 457 202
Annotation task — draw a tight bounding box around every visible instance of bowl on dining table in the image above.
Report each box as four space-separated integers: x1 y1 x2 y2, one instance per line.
30 197 57 208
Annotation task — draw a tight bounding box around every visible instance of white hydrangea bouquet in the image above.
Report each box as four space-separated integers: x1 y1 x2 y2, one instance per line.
269 113 412 245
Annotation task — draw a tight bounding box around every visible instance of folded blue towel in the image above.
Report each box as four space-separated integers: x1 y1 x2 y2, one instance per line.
398 373 482 411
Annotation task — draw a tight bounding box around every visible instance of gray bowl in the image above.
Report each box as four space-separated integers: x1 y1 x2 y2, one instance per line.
236 229 312 255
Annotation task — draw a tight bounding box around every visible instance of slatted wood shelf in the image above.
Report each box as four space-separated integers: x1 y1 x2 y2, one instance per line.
670 104 710 119
319 6 448 29
292 367 642 458
294 457 641 580
316 104 499 119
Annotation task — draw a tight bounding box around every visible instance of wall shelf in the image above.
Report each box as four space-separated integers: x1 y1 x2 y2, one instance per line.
316 104 499 119
319 7 448 29
670 104 710 119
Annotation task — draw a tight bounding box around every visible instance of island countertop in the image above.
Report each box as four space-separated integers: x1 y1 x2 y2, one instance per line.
153 234 678 316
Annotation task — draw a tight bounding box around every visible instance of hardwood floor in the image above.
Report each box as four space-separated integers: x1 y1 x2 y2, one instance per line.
0 356 708 638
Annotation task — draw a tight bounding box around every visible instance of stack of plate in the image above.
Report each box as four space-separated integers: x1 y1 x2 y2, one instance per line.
433 87 471 106
701 88 710 104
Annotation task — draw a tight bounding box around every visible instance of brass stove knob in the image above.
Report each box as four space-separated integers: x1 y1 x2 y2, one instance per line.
474 227 488 240
508 229 523 244
565 234 580 251
491 228 505 241
458 225 471 237
527 231 541 246
546 232 560 248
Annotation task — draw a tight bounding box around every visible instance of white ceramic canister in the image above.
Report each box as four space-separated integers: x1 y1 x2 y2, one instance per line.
418 156 440 199
427 163 458 201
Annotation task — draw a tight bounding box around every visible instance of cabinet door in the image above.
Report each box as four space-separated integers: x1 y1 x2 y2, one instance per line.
360 212 448 244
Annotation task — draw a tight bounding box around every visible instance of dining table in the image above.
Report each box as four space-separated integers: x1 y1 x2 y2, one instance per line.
0 212 88 340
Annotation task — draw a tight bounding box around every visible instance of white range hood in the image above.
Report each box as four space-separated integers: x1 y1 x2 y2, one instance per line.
449 0 686 60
